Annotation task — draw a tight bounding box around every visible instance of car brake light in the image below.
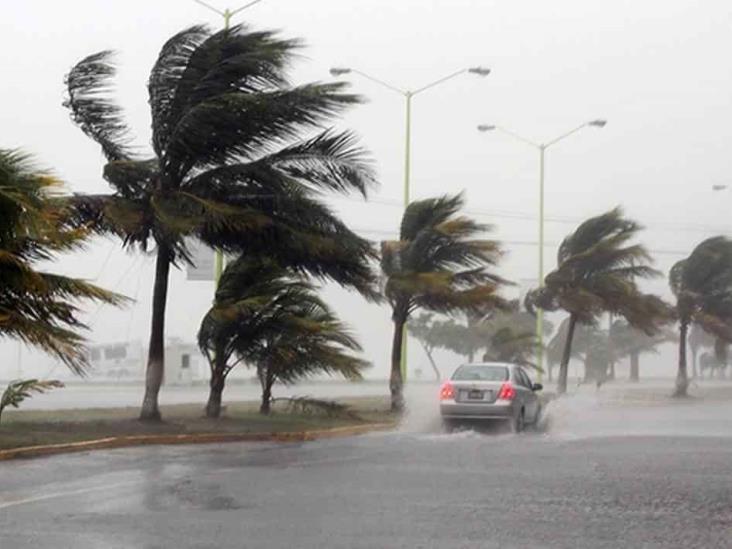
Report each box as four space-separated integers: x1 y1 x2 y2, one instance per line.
439 382 455 400
497 382 516 400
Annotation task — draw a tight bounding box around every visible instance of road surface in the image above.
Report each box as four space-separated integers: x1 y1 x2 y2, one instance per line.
1 397 731 548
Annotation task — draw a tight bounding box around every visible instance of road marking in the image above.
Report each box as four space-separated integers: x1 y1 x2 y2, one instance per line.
0 480 142 510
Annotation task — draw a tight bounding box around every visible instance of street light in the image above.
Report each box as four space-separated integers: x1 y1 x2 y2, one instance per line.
331 64 491 382
477 119 606 381
330 65 491 207
193 0 267 28
192 0 268 285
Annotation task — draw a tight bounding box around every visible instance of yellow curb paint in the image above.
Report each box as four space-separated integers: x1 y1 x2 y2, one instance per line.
0 422 396 462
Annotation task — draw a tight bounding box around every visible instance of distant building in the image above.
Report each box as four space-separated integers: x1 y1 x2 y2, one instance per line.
87 338 208 385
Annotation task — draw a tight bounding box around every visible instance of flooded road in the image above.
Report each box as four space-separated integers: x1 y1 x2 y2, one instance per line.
2 391 731 548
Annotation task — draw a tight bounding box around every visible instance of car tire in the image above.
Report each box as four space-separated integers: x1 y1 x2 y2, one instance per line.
510 409 525 434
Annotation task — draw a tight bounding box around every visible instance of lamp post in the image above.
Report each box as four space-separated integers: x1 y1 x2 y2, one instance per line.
330 65 491 381
477 119 606 381
193 0 268 284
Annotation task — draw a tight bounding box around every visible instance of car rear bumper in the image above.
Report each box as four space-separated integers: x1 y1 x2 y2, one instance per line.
440 401 516 419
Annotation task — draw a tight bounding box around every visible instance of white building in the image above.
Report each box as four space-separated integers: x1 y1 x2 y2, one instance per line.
87 338 208 385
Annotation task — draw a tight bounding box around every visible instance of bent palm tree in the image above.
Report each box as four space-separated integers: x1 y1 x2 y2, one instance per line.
65 26 377 420
669 236 732 397
381 194 509 411
0 149 124 372
198 257 368 416
527 208 671 394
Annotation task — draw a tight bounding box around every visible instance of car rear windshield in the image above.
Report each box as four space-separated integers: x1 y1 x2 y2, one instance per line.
452 365 509 381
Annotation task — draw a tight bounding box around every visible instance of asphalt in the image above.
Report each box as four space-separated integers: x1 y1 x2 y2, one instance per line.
1 398 732 549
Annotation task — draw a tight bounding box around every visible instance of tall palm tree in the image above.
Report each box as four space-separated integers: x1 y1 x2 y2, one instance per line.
0 149 124 373
64 25 378 420
527 208 671 394
198 257 368 416
669 236 732 397
380 194 509 411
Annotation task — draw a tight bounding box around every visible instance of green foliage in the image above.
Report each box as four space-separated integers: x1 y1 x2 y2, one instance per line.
670 236 732 340
0 149 126 373
199 257 369 404
528 207 671 331
381 194 509 322
670 236 732 394
65 25 380 417
0 379 64 423
527 208 671 393
64 27 378 289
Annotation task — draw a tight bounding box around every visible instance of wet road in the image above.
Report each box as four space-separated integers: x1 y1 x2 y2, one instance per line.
2 400 732 549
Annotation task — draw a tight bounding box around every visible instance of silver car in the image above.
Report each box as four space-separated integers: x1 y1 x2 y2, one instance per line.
439 362 543 432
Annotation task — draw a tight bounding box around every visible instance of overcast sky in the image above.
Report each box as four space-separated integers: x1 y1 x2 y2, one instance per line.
2 0 732 380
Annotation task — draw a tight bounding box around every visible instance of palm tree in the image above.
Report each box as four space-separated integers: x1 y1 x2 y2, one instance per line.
198 257 368 416
669 236 732 397
527 208 671 395
380 194 509 411
64 25 378 420
0 149 124 372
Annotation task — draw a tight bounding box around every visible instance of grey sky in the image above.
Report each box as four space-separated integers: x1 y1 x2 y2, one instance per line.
2 0 731 379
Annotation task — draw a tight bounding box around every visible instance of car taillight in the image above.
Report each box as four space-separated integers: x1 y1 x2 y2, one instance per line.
497 382 516 400
439 382 455 400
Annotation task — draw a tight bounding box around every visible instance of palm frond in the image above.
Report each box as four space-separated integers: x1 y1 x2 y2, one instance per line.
64 50 132 161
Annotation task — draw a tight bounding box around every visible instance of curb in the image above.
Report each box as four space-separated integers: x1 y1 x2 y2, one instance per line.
0 422 396 462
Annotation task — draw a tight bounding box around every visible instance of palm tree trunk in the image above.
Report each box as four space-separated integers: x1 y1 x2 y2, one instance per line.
691 347 698 379
674 321 689 397
260 369 275 415
629 351 640 382
420 342 441 381
557 314 577 395
139 246 171 421
205 352 227 418
390 316 406 412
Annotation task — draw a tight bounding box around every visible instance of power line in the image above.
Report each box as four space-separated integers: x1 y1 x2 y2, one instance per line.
352 226 690 257
329 195 732 235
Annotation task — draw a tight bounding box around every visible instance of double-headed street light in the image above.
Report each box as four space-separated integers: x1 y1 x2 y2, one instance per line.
329 66 491 208
477 119 607 381
193 0 267 29
330 65 491 382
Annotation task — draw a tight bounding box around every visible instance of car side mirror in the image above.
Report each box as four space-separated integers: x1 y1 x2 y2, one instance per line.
532 383 543 392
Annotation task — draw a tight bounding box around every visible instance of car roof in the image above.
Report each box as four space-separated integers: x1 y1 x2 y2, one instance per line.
459 362 517 369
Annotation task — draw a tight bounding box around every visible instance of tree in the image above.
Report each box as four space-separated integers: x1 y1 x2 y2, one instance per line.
609 319 675 382
669 236 732 397
0 149 124 372
407 313 445 381
380 194 509 411
546 318 607 384
478 305 552 370
527 208 671 395
198 257 368 416
64 25 377 421
688 323 714 379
